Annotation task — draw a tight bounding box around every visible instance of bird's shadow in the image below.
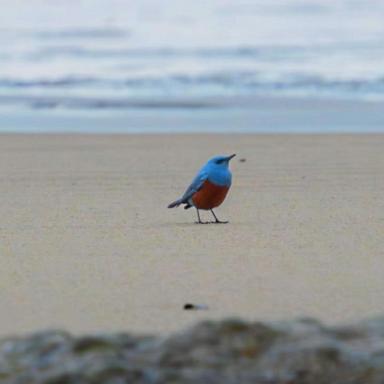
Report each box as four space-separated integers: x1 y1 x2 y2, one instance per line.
161 221 210 228
157 220 258 228
157 221 232 228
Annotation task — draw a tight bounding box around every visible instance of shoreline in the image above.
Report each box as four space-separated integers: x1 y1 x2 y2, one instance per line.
1 95 384 134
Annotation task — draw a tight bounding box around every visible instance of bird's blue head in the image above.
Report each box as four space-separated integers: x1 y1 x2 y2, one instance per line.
207 154 236 168
202 154 236 186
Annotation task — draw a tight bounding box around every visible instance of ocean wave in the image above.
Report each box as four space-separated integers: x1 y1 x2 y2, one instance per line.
1 73 384 112
26 46 269 61
0 77 99 88
0 94 221 110
1 73 384 94
35 28 129 40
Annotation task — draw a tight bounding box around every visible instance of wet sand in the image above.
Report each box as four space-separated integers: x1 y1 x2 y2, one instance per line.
0 134 383 336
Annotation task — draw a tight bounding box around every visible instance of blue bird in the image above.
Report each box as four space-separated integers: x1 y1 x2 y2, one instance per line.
168 154 235 223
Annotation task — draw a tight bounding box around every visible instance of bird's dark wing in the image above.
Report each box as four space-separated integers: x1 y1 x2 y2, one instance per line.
180 171 207 202
168 170 208 208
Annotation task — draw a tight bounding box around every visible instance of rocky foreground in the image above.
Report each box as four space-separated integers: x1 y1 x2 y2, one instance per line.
1 317 384 384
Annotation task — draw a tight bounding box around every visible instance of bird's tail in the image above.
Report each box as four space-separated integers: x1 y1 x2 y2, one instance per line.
168 199 182 208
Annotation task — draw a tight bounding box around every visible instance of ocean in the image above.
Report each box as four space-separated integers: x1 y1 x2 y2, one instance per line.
1 0 384 132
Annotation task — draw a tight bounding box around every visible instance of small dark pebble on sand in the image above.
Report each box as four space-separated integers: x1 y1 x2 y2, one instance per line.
184 303 208 310
239 158 246 162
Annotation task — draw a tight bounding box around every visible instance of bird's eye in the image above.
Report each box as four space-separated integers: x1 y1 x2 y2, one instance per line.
215 160 223 164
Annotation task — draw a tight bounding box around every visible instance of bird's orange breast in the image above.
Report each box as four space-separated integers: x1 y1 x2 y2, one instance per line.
192 179 230 210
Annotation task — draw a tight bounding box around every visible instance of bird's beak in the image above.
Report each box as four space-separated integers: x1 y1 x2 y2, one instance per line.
226 154 236 161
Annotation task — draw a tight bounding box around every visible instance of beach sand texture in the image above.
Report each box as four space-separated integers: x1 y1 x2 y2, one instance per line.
0 134 383 336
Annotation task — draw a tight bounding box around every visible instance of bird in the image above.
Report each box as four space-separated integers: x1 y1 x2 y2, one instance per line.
168 154 235 224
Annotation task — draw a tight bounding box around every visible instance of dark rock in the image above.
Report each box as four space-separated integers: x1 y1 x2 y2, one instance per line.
72 336 119 354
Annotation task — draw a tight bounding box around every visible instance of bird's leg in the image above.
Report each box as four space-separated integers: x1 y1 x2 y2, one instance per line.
210 209 228 224
195 209 203 224
195 209 208 224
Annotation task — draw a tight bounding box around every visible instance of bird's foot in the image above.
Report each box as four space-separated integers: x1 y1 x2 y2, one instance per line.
209 210 228 224
195 220 228 224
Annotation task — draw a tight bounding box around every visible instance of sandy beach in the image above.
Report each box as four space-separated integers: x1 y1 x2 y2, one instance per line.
0 134 383 336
